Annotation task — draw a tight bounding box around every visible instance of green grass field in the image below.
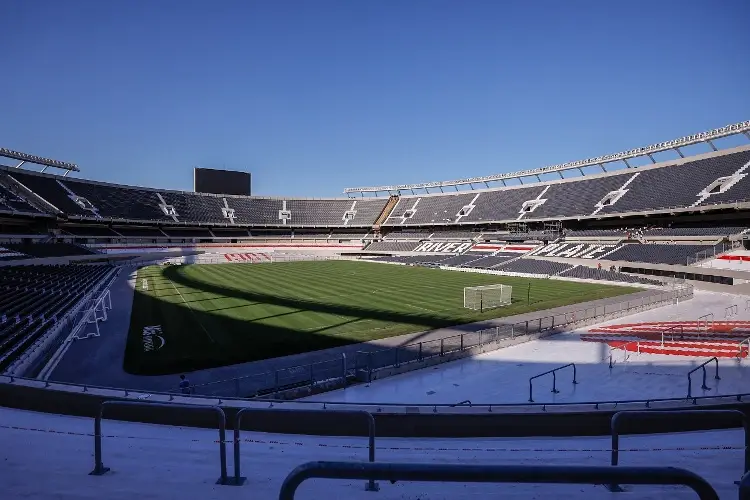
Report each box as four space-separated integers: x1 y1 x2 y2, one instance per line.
124 260 636 375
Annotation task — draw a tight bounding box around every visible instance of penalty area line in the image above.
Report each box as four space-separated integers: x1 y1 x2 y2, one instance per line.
166 278 216 344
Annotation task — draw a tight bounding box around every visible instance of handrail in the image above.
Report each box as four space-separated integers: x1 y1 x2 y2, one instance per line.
662 324 684 346
609 410 749 491
3 374 748 412
725 304 739 319
697 312 714 332
232 408 377 489
687 357 721 399
528 363 577 402
740 336 750 359
278 462 719 500
90 400 231 485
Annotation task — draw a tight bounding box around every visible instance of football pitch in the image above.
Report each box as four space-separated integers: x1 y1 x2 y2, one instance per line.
124 260 636 375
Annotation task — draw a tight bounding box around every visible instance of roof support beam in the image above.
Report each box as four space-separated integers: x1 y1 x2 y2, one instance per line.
706 139 718 151
674 147 685 158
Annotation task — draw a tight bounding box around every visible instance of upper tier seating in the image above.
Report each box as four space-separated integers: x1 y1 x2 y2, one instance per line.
5 148 750 227
0 182 41 214
4 242 96 258
602 243 721 265
382 149 750 226
0 264 113 371
5 169 388 227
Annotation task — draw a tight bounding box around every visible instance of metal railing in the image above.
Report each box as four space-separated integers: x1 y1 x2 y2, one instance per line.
528 363 577 402
609 409 748 491
90 400 231 485
7 373 747 414
726 304 739 318
662 324 684 346
698 312 714 333
687 357 721 399
357 285 693 385
232 408 377 490
740 337 750 359
278 462 719 500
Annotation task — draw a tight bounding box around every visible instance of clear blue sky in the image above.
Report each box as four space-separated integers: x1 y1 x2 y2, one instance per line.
1 0 748 197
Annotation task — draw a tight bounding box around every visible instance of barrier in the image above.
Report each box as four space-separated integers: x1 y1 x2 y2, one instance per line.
740 337 750 359
358 285 694 385
90 400 231 485
278 462 719 500
609 409 748 491
726 304 739 319
232 408 377 491
687 357 721 399
528 363 577 402
698 312 714 333
661 324 684 346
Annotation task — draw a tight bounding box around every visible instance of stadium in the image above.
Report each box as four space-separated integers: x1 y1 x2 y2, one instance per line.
2 118 750 498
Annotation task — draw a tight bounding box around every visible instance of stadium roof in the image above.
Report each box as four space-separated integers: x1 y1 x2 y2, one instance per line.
343 120 750 196
0 147 79 173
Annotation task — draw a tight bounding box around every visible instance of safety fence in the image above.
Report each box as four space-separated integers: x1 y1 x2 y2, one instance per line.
354 285 693 383
78 399 746 497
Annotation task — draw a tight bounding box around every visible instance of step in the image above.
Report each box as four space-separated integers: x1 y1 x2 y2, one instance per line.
607 341 748 358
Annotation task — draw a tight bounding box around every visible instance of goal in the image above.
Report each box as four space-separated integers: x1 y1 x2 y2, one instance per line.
463 284 512 311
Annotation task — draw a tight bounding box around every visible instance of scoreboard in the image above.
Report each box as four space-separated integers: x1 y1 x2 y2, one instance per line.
194 167 251 196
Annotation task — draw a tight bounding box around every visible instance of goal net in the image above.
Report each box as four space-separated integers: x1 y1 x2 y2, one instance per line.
463 284 512 311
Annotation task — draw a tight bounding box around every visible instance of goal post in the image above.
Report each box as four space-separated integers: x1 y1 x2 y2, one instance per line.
464 284 512 311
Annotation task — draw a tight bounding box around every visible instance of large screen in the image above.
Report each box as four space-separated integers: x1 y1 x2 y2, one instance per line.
194 168 251 196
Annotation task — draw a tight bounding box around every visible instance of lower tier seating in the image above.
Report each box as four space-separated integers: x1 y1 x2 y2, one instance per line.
0 264 113 371
559 266 663 286
602 244 721 265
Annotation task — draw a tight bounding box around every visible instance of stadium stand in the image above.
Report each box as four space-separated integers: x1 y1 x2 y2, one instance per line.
496 259 573 276
0 246 28 261
3 242 96 258
641 226 746 237
462 253 520 269
383 231 433 240
468 186 547 223
559 266 663 286
563 228 626 238
430 230 481 240
0 264 113 370
111 226 166 238
365 241 422 252
602 243 723 265
0 183 42 214
595 150 750 215
435 253 485 267
209 228 251 238
329 232 368 239
5 148 750 228
161 228 213 238
60 225 121 237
